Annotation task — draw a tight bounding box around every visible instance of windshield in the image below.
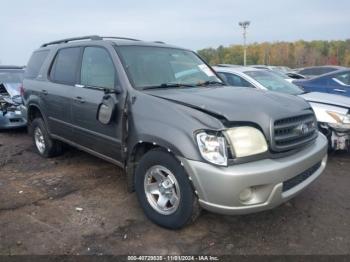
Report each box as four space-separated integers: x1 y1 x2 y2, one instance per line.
245 70 304 95
0 69 24 84
117 46 222 90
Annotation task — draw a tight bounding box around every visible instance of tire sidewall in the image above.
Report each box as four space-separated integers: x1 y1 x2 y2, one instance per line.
135 149 196 229
31 118 53 158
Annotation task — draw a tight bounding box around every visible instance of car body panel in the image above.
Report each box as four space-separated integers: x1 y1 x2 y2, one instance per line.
293 69 350 97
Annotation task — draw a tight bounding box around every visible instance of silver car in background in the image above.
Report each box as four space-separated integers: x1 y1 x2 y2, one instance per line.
214 66 350 151
0 66 27 129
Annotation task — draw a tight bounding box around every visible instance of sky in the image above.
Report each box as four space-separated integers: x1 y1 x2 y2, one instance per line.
1 0 350 65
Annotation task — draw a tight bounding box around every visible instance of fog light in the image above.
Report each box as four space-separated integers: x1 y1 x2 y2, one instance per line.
239 187 253 202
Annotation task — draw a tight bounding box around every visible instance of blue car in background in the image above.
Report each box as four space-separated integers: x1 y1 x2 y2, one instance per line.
294 69 350 97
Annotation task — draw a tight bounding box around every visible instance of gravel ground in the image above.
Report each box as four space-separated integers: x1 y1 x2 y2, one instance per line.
0 128 349 255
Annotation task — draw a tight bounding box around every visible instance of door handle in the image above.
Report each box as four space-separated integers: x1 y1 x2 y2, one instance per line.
74 96 85 103
41 89 48 95
334 89 346 93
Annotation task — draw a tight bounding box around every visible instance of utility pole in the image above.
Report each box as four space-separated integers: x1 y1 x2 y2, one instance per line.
238 21 250 66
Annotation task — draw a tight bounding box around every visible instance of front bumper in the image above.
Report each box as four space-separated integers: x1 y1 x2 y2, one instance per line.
0 107 27 129
179 133 328 215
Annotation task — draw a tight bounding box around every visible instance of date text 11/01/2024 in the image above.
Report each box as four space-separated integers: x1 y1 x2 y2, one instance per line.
127 255 219 261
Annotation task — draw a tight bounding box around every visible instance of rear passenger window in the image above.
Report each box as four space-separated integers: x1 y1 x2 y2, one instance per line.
25 50 49 79
50 47 81 85
80 47 115 89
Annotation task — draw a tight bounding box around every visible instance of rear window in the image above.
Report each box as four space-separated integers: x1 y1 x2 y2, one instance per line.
50 47 81 85
25 50 49 79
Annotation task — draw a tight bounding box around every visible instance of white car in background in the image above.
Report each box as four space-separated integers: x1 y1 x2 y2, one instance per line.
214 66 350 151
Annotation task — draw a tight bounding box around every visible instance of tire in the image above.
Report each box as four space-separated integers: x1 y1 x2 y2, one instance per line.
30 118 63 158
135 148 200 229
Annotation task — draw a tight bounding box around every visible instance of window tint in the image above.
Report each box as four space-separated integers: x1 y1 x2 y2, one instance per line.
219 72 252 87
25 50 49 79
80 47 115 89
50 47 81 85
334 72 350 85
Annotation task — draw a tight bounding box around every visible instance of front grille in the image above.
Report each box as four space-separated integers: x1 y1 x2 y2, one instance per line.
272 113 318 151
282 161 322 192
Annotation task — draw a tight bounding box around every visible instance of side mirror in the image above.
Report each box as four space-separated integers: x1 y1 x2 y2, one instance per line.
97 94 118 125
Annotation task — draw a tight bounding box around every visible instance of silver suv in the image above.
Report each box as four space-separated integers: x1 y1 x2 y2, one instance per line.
22 36 328 229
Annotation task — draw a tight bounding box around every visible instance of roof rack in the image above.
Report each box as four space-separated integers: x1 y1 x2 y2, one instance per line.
0 65 25 69
41 35 141 47
41 35 102 47
101 36 140 41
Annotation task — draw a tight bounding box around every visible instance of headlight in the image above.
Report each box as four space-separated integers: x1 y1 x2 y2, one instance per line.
196 132 227 166
224 127 268 158
327 111 350 129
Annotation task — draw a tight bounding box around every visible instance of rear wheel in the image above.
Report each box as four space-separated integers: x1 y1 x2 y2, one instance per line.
31 118 63 158
135 148 200 229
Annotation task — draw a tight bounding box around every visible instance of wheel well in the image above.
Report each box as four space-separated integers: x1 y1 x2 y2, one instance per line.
126 142 159 192
28 105 43 123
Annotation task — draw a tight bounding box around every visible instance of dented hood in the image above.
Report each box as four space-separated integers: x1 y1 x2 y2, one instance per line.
146 86 311 124
0 83 21 98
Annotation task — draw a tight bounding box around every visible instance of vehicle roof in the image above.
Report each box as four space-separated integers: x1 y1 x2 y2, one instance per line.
297 65 346 70
306 68 350 80
37 35 187 51
213 65 261 73
0 65 25 70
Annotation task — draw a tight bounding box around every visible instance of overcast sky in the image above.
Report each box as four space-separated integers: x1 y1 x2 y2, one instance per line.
1 0 349 65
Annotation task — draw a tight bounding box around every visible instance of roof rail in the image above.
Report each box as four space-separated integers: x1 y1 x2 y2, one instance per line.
40 35 141 47
41 35 102 47
101 36 140 41
154 41 165 44
0 65 25 69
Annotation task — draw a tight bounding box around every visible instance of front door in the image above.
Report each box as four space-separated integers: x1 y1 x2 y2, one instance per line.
71 46 125 162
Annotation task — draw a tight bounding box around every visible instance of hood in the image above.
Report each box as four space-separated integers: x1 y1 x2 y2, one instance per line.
145 86 311 129
0 83 21 97
300 92 350 109
0 83 22 105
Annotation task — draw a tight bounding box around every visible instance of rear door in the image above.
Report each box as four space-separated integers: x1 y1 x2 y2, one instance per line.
71 46 125 162
45 47 82 140
328 71 350 97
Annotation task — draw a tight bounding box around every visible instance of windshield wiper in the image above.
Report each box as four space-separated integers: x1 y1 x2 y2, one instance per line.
142 83 195 90
195 80 225 87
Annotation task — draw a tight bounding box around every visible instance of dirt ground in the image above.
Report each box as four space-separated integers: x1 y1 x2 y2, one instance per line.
0 128 349 255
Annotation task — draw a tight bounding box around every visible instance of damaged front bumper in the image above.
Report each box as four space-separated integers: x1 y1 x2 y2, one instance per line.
319 123 350 151
0 107 27 129
179 134 328 215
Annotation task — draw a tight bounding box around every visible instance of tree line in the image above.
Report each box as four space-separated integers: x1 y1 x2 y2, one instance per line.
197 40 350 68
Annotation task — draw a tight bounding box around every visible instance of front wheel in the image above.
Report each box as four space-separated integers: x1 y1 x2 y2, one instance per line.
135 149 200 229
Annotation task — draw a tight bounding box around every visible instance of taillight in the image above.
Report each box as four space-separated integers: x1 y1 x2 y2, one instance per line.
20 84 24 97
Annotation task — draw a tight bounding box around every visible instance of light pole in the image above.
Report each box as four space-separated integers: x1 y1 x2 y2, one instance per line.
238 21 250 66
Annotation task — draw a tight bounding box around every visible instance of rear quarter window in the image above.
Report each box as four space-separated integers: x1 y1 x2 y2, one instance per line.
25 50 49 79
